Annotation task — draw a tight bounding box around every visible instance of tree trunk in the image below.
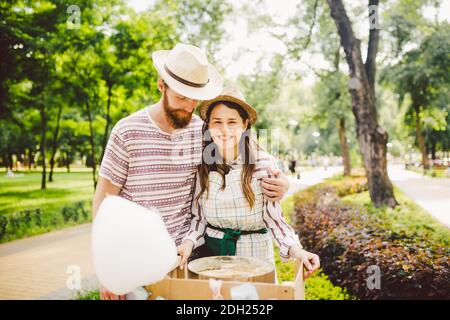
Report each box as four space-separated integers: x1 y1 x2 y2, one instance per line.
85 100 97 188
413 103 429 170
100 83 113 163
49 103 63 182
39 104 47 190
338 118 351 176
28 148 33 170
430 141 436 160
327 0 397 207
66 150 71 172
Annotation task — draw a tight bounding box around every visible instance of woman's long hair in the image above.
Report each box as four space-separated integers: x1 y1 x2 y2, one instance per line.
196 100 257 208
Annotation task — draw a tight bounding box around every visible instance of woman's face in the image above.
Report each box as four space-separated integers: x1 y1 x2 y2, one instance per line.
208 104 249 156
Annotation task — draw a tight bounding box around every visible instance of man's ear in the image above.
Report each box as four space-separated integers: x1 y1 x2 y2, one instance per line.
157 78 166 93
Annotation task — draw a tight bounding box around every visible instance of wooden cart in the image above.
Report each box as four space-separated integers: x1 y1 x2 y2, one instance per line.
145 258 305 300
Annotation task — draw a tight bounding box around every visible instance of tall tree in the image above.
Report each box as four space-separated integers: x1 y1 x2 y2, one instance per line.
326 0 397 207
382 24 450 170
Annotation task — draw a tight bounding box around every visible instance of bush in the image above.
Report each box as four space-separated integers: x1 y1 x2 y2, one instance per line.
275 195 355 300
0 201 90 242
305 270 355 300
292 175 450 299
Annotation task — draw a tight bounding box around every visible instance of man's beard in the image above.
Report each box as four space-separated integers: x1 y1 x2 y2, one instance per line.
163 93 193 129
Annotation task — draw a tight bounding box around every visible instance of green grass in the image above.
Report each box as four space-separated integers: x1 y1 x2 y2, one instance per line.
342 187 450 246
0 171 94 242
0 172 94 216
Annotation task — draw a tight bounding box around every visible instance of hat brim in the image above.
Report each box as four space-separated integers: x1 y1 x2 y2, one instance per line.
152 50 223 101
199 95 258 125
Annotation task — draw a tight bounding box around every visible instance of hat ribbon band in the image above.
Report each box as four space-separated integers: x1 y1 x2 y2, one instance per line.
164 64 209 88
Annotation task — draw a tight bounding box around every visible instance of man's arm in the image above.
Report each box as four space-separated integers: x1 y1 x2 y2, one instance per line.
92 177 122 219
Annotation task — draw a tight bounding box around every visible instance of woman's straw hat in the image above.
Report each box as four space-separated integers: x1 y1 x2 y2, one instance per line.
199 86 257 125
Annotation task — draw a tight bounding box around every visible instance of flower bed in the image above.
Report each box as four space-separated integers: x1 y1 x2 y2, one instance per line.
292 174 450 299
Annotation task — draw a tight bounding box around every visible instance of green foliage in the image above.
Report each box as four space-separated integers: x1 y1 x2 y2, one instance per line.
381 23 450 155
274 195 355 300
157 0 233 64
73 290 100 300
305 270 355 300
0 201 90 243
293 175 450 299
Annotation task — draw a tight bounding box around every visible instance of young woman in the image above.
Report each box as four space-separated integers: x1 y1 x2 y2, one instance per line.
177 87 320 278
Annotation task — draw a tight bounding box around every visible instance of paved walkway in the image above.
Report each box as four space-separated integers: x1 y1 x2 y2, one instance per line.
286 166 343 197
0 166 343 300
388 165 450 228
0 224 96 300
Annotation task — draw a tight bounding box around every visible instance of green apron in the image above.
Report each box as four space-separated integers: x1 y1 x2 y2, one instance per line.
205 224 268 256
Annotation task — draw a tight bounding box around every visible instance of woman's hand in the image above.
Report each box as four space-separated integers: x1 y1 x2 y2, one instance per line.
100 285 126 300
289 245 320 279
177 239 194 270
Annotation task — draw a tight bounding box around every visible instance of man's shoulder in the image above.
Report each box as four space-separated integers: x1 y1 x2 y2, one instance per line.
189 114 204 130
113 107 149 133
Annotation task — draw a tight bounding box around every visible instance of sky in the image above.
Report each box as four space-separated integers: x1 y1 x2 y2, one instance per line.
126 0 450 85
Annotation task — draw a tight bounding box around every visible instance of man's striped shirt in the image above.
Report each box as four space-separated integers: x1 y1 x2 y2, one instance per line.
99 106 203 246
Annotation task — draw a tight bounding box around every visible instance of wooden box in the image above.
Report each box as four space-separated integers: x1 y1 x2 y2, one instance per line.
144 258 305 300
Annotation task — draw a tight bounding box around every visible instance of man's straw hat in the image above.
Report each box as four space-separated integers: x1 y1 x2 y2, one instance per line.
152 43 223 100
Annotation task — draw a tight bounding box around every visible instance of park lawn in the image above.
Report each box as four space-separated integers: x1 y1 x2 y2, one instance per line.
341 187 450 247
0 172 94 216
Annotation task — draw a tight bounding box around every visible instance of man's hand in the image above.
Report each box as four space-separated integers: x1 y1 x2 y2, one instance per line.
99 285 126 300
177 240 194 270
261 167 290 201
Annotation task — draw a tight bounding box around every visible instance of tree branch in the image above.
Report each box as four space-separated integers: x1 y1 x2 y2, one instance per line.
326 0 360 77
302 0 319 53
365 0 380 95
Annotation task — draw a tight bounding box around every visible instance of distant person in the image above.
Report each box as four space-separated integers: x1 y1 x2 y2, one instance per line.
289 158 297 175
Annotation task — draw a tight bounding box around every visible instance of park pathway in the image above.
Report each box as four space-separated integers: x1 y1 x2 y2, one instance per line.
388 164 450 228
0 166 342 300
0 224 96 300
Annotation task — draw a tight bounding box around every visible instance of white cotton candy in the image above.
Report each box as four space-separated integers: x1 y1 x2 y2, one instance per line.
230 283 260 300
92 196 178 295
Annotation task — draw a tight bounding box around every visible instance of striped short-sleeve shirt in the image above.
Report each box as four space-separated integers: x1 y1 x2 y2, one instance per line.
99 106 203 246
